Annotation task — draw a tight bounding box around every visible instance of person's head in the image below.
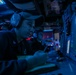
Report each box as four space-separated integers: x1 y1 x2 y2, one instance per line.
6 0 43 41
10 12 42 41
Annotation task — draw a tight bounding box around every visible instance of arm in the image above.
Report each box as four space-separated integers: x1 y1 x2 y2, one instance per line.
0 60 27 75
0 32 27 75
0 32 47 75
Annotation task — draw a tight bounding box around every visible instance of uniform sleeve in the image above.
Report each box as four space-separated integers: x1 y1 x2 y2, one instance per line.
0 60 27 75
0 33 28 75
0 32 8 59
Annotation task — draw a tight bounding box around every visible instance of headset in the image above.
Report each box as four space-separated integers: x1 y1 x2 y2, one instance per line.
10 12 24 28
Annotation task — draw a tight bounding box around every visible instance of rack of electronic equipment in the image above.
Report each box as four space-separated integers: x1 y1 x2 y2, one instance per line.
62 2 76 61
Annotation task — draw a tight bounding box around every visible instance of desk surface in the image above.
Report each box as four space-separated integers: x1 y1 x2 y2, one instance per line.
18 56 59 75
25 62 58 75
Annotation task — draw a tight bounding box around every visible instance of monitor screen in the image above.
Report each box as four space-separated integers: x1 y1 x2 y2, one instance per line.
43 31 53 40
43 31 54 46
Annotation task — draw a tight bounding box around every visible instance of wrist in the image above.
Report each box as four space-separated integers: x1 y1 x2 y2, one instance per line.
25 56 37 70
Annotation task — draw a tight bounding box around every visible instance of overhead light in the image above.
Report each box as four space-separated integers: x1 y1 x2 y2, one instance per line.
0 0 5 4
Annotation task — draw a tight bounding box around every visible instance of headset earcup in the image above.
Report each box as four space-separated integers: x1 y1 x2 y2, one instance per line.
10 13 21 28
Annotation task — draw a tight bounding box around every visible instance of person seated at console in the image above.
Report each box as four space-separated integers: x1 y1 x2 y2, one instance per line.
0 11 47 75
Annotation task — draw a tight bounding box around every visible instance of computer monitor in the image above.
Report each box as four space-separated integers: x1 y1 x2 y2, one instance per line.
43 30 53 40
43 30 54 46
